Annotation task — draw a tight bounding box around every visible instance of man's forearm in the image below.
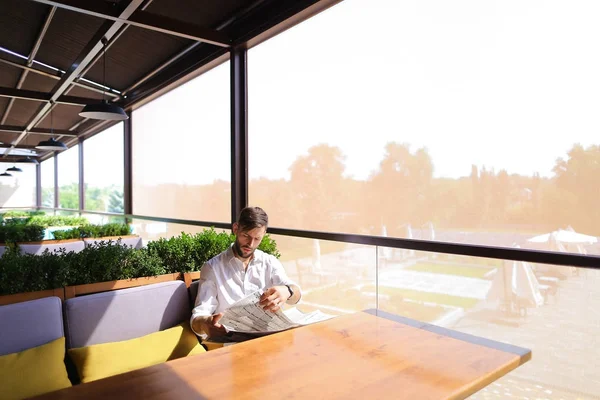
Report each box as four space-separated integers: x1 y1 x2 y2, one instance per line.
286 284 301 305
191 315 211 335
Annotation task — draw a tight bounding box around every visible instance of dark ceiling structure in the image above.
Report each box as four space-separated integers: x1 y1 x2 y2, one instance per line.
0 0 337 162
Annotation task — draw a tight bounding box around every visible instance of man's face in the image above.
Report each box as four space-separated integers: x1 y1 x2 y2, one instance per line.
232 223 266 259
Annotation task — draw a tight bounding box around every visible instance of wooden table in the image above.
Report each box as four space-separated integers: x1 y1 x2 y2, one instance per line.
35 310 530 400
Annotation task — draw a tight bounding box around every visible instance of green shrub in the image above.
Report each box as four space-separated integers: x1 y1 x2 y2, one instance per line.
0 224 45 243
0 247 68 294
1 210 45 219
52 223 131 240
146 228 281 273
258 234 281 259
0 242 166 295
0 227 280 296
65 241 165 285
51 229 81 240
27 215 88 228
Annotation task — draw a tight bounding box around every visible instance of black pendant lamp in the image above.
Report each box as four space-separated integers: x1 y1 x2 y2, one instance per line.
16 156 39 165
79 37 128 121
0 171 12 177
36 108 67 151
6 165 23 173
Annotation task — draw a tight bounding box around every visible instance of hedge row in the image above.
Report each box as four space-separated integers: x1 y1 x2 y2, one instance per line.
0 228 280 295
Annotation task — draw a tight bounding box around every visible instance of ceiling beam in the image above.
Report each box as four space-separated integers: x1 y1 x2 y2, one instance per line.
0 55 120 99
0 145 39 150
120 0 271 100
31 0 231 47
5 0 145 157
0 87 100 106
1 6 56 125
0 124 78 137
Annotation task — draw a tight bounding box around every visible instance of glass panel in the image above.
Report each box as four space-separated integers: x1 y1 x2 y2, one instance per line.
376 247 599 398
80 213 126 225
132 61 231 222
0 163 36 207
41 158 54 207
248 0 600 255
84 123 124 213
58 144 79 209
130 220 217 246
271 234 377 316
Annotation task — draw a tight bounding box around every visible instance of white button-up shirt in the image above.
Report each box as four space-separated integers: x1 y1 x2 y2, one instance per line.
190 245 298 333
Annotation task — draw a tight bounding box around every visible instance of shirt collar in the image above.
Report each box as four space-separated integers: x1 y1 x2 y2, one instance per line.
225 244 263 265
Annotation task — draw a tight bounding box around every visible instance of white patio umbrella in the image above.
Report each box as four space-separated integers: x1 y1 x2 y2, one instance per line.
311 239 322 272
426 222 435 241
379 224 392 261
527 228 597 244
487 245 544 309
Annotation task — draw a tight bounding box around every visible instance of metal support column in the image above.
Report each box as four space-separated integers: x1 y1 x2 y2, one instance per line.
230 45 248 224
124 111 133 216
35 162 42 208
53 154 58 209
78 138 85 211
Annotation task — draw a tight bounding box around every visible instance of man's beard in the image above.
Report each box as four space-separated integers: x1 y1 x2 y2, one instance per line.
233 241 254 260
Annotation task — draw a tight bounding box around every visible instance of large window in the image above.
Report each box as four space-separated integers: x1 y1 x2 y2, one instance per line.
0 162 36 207
58 145 79 209
248 0 600 256
84 123 124 214
247 1 600 398
41 158 54 207
132 61 230 222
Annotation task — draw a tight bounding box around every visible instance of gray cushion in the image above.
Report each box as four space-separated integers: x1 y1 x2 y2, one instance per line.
19 241 85 255
0 296 64 356
64 281 191 349
189 280 200 308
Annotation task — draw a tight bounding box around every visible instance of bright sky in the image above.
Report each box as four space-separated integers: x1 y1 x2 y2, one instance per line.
249 0 600 181
41 0 600 187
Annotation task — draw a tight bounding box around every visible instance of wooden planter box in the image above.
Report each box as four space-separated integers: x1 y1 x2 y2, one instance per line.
0 288 65 306
182 271 201 287
64 272 183 299
0 270 201 306
0 238 82 247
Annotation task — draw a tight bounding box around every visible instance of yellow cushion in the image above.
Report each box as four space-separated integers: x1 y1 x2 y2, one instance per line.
0 337 71 400
68 323 205 383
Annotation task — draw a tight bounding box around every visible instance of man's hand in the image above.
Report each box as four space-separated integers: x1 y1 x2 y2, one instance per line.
259 286 289 312
193 313 226 338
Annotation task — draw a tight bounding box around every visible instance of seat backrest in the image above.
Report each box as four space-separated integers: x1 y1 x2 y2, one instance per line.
0 296 64 356
19 241 85 255
189 280 200 308
64 281 190 349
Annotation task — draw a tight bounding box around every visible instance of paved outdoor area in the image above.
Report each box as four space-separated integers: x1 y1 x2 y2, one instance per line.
378 269 491 299
284 244 600 400
459 270 600 399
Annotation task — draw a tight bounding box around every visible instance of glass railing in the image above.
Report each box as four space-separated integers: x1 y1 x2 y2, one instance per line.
9 209 599 398
130 219 217 245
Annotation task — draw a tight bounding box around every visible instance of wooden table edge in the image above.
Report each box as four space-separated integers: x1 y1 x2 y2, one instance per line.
363 309 532 365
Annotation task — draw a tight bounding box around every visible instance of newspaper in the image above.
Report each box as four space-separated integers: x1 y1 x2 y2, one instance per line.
219 290 335 334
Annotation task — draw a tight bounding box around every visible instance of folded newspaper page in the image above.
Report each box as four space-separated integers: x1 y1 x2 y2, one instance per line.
219 290 335 334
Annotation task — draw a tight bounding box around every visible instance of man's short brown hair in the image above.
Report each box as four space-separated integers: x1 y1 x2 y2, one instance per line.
236 206 269 232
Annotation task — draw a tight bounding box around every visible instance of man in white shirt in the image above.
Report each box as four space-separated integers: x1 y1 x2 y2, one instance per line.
191 206 302 338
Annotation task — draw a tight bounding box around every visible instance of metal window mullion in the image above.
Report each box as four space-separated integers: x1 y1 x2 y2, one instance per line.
230 46 248 223
78 138 84 211
53 153 58 208
124 111 133 216
35 162 41 208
